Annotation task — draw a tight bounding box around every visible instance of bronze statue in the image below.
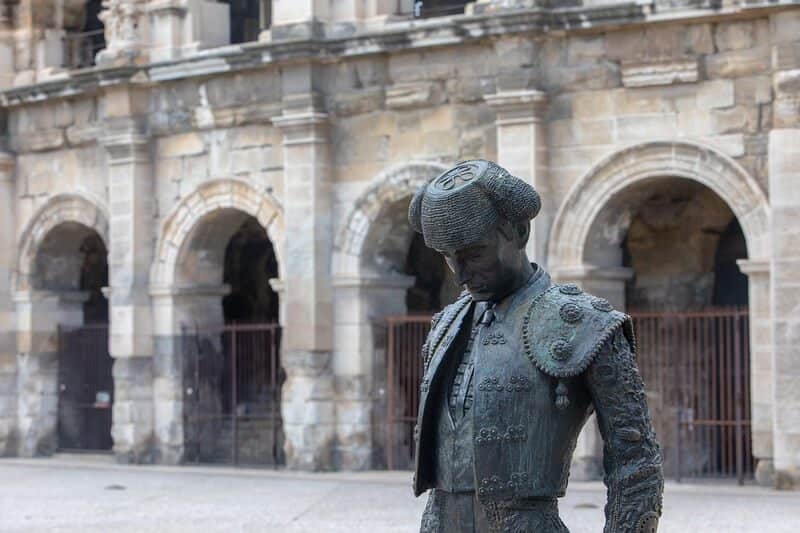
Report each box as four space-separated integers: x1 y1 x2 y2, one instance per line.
408 160 663 532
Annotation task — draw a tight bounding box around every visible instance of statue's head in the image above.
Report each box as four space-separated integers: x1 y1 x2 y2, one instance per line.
408 160 541 302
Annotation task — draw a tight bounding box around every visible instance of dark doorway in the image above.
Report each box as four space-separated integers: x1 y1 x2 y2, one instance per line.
183 215 284 466
412 0 469 17
224 0 270 43
56 230 112 451
615 178 752 482
712 219 748 306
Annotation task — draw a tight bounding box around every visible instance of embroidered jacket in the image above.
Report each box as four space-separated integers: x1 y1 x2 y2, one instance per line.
412 267 664 533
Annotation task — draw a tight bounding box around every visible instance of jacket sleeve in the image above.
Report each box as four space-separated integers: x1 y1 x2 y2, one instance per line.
584 325 664 533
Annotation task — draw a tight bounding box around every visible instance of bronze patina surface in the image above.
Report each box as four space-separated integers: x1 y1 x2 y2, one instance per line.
409 160 663 533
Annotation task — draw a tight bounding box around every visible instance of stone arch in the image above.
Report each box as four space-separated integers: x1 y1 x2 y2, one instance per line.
333 160 449 277
548 140 770 273
151 178 284 289
15 193 110 292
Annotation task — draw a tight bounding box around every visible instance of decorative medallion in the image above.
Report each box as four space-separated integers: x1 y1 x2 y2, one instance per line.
549 339 571 361
559 302 583 324
559 283 582 295
591 297 613 312
635 511 659 533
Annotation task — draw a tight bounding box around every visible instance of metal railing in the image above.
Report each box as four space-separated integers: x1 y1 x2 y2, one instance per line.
182 322 284 467
63 29 105 69
631 307 753 484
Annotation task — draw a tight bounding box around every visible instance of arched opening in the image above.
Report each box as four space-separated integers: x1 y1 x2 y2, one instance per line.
586 177 752 480
63 0 106 68
358 192 458 468
31 222 112 452
179 208 284 466
223 0 271 43
361 195 459 314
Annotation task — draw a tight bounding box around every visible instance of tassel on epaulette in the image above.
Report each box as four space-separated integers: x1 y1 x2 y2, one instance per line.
555 380 570 410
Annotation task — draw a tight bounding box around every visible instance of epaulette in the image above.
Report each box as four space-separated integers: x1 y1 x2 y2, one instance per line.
522 283 635 408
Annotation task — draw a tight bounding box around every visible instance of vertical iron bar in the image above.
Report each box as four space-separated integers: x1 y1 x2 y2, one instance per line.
387 319 395 470
734 311 744 485
232 324 238 465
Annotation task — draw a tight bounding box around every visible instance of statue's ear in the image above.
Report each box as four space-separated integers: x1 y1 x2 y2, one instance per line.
408 183 427 234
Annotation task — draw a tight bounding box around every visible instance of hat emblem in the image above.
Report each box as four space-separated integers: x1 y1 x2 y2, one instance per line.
434 162 479 191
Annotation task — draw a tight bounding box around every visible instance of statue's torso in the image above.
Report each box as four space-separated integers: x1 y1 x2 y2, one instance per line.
416 269 628 502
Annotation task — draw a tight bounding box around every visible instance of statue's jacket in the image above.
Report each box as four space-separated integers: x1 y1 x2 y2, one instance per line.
413 268 664 532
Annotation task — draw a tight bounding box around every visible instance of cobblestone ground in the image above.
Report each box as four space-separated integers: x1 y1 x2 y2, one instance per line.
1 457 799 532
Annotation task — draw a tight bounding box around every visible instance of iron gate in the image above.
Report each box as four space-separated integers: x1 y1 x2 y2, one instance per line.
57 324 113 451
631 308 753 484
383 307 753 482
182 322 284 466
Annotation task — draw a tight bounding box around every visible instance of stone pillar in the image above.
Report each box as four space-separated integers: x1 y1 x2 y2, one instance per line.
550 266 634 480
264 0 330 41
101 88 156 463
14 290 87 456
332 274 414 470
97 0 148 66
737 259 774 486
0 10 13 89
273 82 336 470
150 285 229 464
0 152 15 455
484 90 550 266
768 128 800 489
146 0 230 62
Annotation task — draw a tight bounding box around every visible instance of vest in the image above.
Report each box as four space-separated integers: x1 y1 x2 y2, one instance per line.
413 266 634 503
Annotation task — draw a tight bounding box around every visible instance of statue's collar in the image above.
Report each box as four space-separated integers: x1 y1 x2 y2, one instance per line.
474 263 551 323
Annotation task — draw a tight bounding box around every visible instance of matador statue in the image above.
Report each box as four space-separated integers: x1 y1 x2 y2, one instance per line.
408 160 664 532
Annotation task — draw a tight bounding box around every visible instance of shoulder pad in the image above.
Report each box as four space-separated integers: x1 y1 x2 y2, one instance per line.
522 283 632 378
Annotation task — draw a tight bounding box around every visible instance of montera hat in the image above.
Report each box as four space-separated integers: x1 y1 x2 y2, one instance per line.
408 159 541 251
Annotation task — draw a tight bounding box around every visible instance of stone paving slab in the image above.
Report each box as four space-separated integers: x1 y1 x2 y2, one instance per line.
1 457 799 532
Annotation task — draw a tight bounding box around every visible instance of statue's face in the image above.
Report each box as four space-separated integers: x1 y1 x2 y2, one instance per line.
438 222 526 302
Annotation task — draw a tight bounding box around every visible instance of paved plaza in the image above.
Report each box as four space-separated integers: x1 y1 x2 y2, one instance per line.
0 457 799 532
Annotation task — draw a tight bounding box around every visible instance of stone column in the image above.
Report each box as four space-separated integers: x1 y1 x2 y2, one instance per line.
14 290 87 456
146 0 230 62
0 152 15 455
737 259 774 486
484 90 550 266
550 266 634 480
768 128 800 489
767 11 800 488
273 84 336 470
150 285 229 464
0 8 13 89
264 0 330 41
332 274 414 470
101 89 156 463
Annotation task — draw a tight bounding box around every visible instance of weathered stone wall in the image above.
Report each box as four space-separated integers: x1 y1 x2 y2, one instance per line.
0 1 798 483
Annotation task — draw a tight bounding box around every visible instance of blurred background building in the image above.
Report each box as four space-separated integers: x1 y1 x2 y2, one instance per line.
0 0 798 489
